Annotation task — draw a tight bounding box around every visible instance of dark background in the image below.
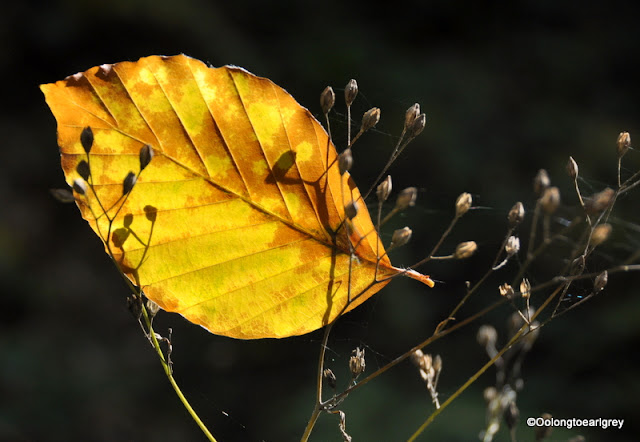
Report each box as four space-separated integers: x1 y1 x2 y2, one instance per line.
2 1 639 441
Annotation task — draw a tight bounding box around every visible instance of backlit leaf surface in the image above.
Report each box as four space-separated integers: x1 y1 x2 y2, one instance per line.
41 55 432 339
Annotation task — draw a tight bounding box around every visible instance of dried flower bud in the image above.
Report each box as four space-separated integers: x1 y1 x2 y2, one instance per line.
395 187 417 210
344 79 358 106
323 368 337 389
505 236 520 256
617 131 631 157
432 354 442 373
508 201 525 226
127 293 143 319
80 126 94 153
338 148 353 175
404 103 420 131
520 278 531 299
407 113 427 138
540 186 560 214
477 324 497 347
454 241 477 259
376 175 392 202
533 169 550 196
390 227 412 249
72 178 87 195
584 187 615 214
567 156 578 180
361 107 381 132
320 86 335 115
50 188 75 203
76 160 91 181
410 348 425 367
345 201 358 220
455 192 472 217
349 347 366 379
499 283 515 299
483 386 497 403
139 144 154 171
591 223 612 246
570 255 586 274
594 270 608 292
122 171 137 195
146 298 160 318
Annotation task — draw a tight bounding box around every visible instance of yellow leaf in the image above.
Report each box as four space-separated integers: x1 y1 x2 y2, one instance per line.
41 55 433 339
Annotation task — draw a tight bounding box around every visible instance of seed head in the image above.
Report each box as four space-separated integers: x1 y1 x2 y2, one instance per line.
80 126 94 153
407 113 426 138
505 236 520 256
455 192 472 217
591 223 612 246
345 201 358 220
594 270 608 292
395 187 417 211
499 283 515 299
567 156 578 180
139 144 154 170
338 148 353 175
390 227 412 249
454 241 477 259
349 347 366 379
520 278 531 299
72 178 87 196
361 107 381 132
477 324 497 347
323 368 337 389
320 86 335 115
344 79 358 106
122 171 137 195
617 131 631 157
508 201 525 226
533 169 550 196
376 175 392 203
540 187 560 214
404 103 420 131
585 187 615 214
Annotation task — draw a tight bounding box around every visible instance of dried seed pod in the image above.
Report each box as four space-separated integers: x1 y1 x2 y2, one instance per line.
146 298 160 318
570 255 586 274
376 175 392 203
80 126 93 153
349 347 366 378
567 156 578 180
585 188 615 214
404 103 420 131
533 169 550 196
407 113 426 138
76 160 91 181
617 131 631 157
390 227 412 249
122 171 137 195
591 223 612 246
338 148 353 175
594 270 608 292
455 192 472 217
505 236 520 256
72 178 87 195
50 188 75 203
520 278 531 299
344 79 358 106
345 201 358 220
454 241 477 259
508 201 525 226
477 324 497 347
139 144 154 170
323 368 337 389
540 186 560 214
395 187 417 210
320 86 335 115
361 107 381 132
499 283 515 298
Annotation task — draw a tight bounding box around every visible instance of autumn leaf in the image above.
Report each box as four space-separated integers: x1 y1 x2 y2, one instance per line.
41 54 433 339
